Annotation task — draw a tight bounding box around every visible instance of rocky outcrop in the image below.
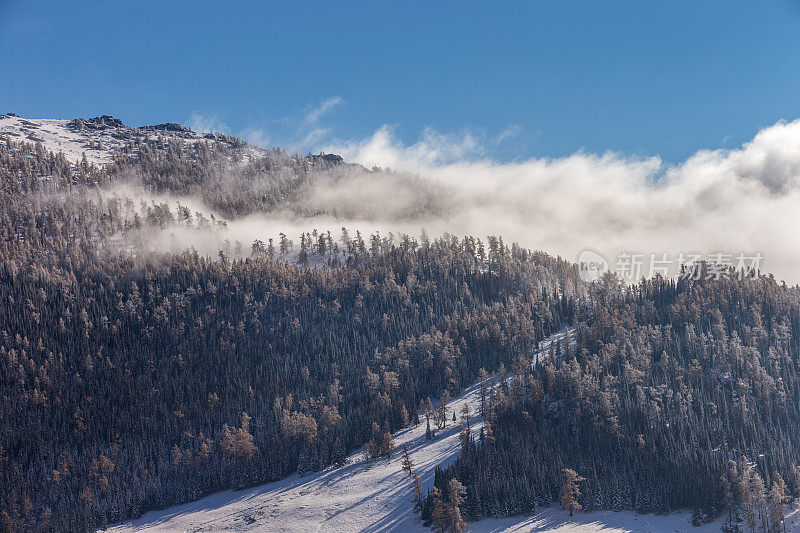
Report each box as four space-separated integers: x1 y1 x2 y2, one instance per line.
68 115 126 130
310 152 344 165
141 122 190 133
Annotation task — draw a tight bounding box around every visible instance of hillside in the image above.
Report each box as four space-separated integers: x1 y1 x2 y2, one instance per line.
105 329 725 533
0 126 578 530
0 113 258 165
2 115 800 533
108 324 800 533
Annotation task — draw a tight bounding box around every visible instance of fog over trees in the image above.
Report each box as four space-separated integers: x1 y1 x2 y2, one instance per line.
0 138 575 530
1 134 799 533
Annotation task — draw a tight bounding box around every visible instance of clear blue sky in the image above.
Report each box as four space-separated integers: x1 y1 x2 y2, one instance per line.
2 0 800 162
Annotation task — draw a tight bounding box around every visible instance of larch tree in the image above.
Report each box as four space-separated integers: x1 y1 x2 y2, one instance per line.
458 425 471 455
446 478 467 533
438 391 450 430
411 471 424 512
751 471 767 532
400 404 410 427
401 444 414 474
767 473 787 533
380 431 396 458
560 468 586 517
221 412 257 462
430 485 447 533
478 368 489 415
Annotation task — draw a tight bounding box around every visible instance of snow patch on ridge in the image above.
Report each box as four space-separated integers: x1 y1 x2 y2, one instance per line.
0 114 265 166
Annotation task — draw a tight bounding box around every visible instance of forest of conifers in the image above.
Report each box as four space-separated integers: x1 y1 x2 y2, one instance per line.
1 134 799 532
0 137 575 530
426 271 800 532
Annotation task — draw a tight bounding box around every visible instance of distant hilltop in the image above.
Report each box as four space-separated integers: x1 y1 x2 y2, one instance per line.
0 113 346 168
0 113 259 165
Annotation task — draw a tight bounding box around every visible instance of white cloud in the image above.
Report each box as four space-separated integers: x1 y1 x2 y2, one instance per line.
189 112 230 135
328 125 482 169
494 124 523 145
319 118 800 284
231 97 345 153
241 128 271 148
158 113 800 284
305 96 344 125
302 127 330 147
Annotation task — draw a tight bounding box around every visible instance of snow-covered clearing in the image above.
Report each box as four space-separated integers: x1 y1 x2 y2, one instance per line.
105 327 785 532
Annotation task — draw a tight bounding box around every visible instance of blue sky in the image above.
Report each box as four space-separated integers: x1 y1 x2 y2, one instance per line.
2 0 800 162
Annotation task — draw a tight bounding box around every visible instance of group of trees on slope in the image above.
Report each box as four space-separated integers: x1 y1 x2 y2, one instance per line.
0 139 577 530
424 270 800 533
6 135 800 533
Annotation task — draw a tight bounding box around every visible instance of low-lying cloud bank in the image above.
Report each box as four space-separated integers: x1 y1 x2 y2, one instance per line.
310 119 800 283
99 117 800 284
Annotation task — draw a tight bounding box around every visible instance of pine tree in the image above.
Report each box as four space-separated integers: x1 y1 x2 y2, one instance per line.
561 468 586 517
401 445 414 475
412 471 424 512
767 474 787 533
431 485 447 533
445 478 467 533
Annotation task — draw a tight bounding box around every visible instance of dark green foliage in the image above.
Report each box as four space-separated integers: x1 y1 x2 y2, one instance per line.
0 140 575 530
428 273 800 526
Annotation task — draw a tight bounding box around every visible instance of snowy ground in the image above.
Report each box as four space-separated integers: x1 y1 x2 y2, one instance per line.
468 507 725 533
469 506 800 533
106 355 508 532
0 114 263 165
105 327 790 532
0 115 117 165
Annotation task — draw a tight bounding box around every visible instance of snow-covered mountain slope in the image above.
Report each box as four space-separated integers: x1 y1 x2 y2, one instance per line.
108 360 506 531
104 326 800 532
0 113 262 165
100 329 668 533
107 329 569 532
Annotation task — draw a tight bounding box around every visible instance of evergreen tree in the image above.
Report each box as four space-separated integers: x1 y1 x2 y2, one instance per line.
445 478 467 533
560 468 585 517
431 486 447 533
401 445 414 475
767 474 787 533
